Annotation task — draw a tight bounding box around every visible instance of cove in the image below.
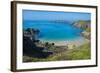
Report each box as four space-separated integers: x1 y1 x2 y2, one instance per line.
23 20 83 42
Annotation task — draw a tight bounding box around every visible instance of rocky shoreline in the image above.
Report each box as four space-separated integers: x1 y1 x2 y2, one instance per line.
23 20 91 62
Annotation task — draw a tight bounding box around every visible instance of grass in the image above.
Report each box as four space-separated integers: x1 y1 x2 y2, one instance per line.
77 20 90 32
78 20 90 25
85 27 91 32
23 42 91 62
47 43 91 61
23 21 91 62
65 43 91 60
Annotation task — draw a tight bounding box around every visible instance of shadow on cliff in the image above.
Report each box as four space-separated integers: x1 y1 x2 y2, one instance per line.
23 28 53 58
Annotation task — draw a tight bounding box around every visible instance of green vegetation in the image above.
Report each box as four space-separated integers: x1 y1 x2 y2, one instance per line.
74 20 91 39
85 27 90 32
78 20 90 25
23 20 91 62
47 43 91 60
74 20 90 30
23 43 91 62
65 43 91 60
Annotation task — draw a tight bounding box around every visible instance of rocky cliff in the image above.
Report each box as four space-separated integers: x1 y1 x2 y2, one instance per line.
23 28 53 62
73 20 91 39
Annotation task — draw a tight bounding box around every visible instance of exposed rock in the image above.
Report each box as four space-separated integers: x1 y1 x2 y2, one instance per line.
73 20 91 39
23 28 53 59
73 20 90 30
81 31 91 39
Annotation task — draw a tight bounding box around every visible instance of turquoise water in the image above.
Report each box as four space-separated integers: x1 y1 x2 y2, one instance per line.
23 21 83 42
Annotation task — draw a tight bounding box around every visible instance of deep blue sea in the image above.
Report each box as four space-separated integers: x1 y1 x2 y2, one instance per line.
23 21 83 42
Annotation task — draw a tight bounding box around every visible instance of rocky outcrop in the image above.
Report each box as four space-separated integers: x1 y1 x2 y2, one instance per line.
73 20 90 30
81 31 91 39
23 28 53 59
73 20 91 39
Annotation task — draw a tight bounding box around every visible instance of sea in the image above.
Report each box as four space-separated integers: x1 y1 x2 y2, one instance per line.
23 20 83 42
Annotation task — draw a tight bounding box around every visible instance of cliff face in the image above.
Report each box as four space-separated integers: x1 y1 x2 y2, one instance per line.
73 20 91 39
74 20 90 30
23 28 53 61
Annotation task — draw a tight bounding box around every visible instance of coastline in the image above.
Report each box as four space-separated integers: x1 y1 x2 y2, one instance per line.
39 37 90 47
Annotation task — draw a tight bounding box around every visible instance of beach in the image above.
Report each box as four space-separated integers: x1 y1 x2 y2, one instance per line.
40 37 89 47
